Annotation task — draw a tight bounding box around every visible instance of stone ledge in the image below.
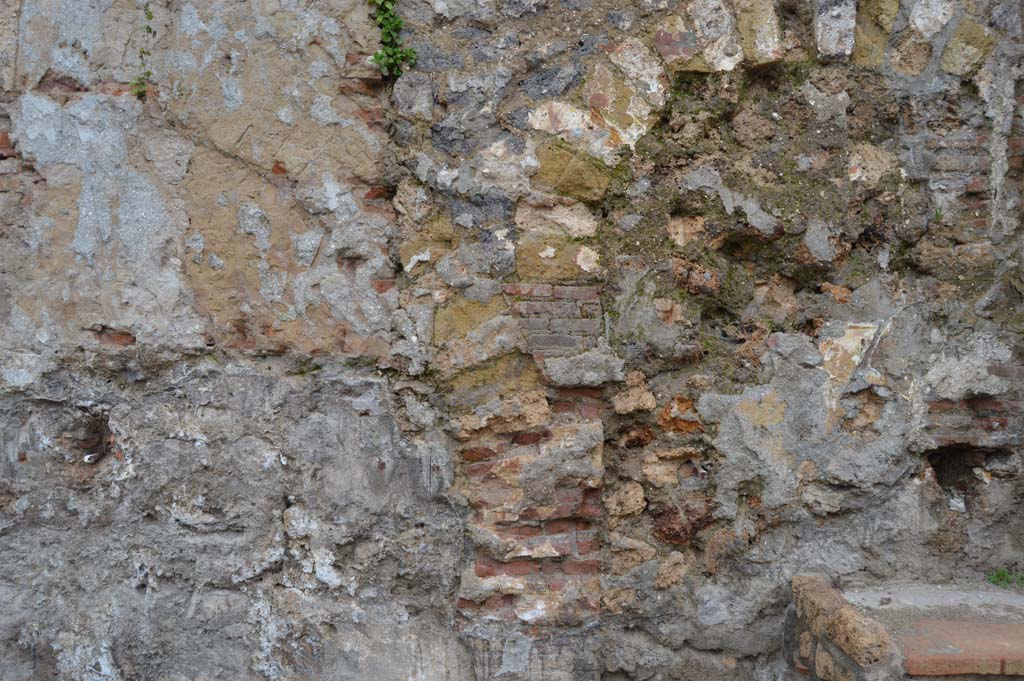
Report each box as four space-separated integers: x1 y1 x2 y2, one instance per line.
790 577 1024 679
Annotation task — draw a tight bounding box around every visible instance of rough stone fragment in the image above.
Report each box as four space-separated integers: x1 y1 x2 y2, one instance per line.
604 481 647 517
940 19 995 76
393 72 435 119
654 15 703 69
612 372 657 413
792 576 896 668
457 388 551 437
530 58 660 162
687 0 745 71
522 61 583 100
734 0 783 65
815 646 836 680
891 32 933 76
515 199 598 237
853 0 898 66
909 0 955 38
606 38 668 108
655 552 692 588
642 456 680 487
667 215 707 248
433 295 508 344
658 396 704 433
655 0 745 73
544 342 625 386
847 143 897 187
534 143 613 202
516 232 593 282
433 315 527 377
814 0 857 61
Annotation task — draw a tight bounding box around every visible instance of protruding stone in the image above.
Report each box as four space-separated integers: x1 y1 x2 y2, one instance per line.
734 0 783 65
612 371 657 413
814 0 857 61
606 38 668 108
853 0 898 66
654 552 692 589
940 19 994 76
654 15 702 69
534 143 613 202
604 480 646 517
654 0 744 72
544 341 625 387
515 198 598 238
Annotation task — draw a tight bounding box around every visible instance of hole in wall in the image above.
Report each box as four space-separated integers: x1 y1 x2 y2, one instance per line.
923 444 1012 512
75 415 115 464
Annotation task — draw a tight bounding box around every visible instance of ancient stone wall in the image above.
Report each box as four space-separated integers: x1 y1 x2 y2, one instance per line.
0 0 1021 678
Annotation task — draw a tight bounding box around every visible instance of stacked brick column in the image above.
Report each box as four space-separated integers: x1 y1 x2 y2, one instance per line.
454 284 609 632
924 363 1024 450
503 283 604 359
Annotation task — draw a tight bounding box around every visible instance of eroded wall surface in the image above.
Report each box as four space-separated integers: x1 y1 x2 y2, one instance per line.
0 0 1021 678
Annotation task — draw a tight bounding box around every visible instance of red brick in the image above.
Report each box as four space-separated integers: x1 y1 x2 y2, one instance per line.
553 285 600 301
338 79 378 96
495 559 541 576
928 399 957 413
503 282 553 297
519 502 577 520
512 428 551 445
964 396 1007 411
495 524 543 539
511 300 577 317
957 195 988 210
371 278 395 293
557 387 604 399
1007 137 1024 154
973 416 1008 431
562 559 600 575
456 598 479 610
466 461 497 479
475 552 543 576
988 364 1024 379
545 536 574 556
552 401 576 414
965 177 989 193
462 446 499 462
474 556 498 577
466 483 517 510
543 519 578 535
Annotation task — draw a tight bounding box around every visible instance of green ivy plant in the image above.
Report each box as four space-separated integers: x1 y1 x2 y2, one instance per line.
129 3 155 100
987 568 1024 589
369 0 416 77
